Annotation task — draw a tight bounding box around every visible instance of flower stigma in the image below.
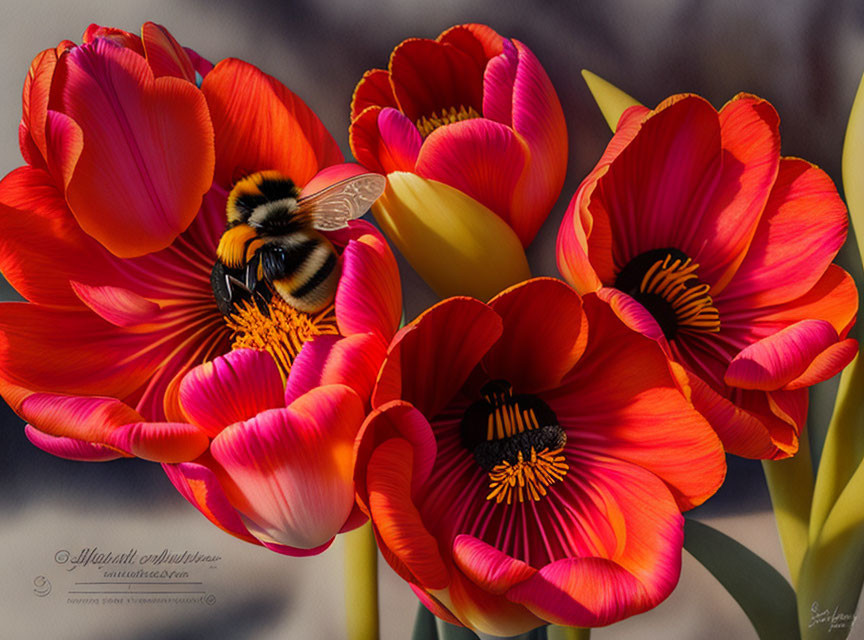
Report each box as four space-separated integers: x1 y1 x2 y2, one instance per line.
461 380 568 504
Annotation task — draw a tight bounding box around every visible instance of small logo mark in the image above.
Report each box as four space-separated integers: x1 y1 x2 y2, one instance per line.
204 594 216 606
54 550 70 564
33 576 51 597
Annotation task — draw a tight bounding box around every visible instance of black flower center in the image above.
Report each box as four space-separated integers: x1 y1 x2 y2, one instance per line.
614 248 720 340
461 380 568 504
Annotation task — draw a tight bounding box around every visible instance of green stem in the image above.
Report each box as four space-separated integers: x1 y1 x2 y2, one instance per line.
762 432 814 587
344 522 379 640
547 625 590 640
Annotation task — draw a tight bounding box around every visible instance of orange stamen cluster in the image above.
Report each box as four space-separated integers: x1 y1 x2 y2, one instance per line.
416 105 481 138
639 254 720 335
226 297 339 379
464 382 568 505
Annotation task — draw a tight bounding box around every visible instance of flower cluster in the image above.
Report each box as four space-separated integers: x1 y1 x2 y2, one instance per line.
0 20 857 638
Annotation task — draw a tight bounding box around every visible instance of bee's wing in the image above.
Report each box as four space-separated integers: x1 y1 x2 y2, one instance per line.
296 173 386 231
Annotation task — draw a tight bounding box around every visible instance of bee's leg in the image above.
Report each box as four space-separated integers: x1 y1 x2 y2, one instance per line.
245 257 259 291
252 281 272 318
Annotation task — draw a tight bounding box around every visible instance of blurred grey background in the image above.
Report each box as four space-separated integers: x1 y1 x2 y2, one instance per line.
1 0 863 638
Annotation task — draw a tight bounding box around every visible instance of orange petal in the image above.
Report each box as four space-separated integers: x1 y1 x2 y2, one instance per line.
141 22 196 82
202 58 343 188
351 68 397 121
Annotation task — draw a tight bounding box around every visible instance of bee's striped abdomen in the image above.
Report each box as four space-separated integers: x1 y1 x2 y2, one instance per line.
264 234 341 313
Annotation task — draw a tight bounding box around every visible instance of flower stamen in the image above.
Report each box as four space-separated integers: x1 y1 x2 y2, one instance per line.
461 380 568 505
416 105 481 138
615 248 720 340
225 297 339 380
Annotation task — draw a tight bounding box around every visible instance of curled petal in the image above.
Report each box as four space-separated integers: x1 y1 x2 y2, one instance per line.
70 282 161 328
372 172 530 300
179 349 285 437
367 437 449 589
82 24 145 54
350 107 422 174
59 39 214 257
452 535 536 595
108 421 209 463
19 392 142 443
141 21 196 82
784 339 858 390
202 58 343 188
25 425 126 461
353 401 437 511
725 319 845 391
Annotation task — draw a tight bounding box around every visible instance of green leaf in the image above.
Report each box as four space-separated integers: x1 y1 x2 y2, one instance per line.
797 458 864 639
437 620 478 639
684 518 800 640
412 603 440 640
581 70 642 132
762 433 814 586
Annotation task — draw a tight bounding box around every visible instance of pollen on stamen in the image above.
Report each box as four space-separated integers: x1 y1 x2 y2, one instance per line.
461 380 569 505
416 105 481 138
225 297 339 379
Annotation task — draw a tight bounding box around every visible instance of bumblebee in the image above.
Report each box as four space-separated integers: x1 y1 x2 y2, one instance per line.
211 170 386 316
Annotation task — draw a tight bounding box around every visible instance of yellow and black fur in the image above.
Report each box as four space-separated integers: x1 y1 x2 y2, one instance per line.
213 171 341 315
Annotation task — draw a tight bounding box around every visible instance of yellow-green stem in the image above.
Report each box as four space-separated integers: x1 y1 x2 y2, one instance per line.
547 625 591 640
344 522 379 640
762 433 814 587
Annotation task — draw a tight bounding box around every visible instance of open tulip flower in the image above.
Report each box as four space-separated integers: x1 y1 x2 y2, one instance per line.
0 23 402 471
353 278 726 634
557 93 859 459
349 23 567 300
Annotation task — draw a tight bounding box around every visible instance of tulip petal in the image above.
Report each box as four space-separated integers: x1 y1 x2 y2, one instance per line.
108 421 209 462
70 282 161 328
452 535 536 595
299 162 369 197
556 106 648 293
506 457 683 627
353 401 437 511
784 339 858 391
415 119 528 241
351 68 398 121
350 107 422 174
725 319 843 391
481 40 518 127
21 48 59 164
388 39 483 123
19 392 142 444
60 39 215 257
25 424 126 461
82 24 144 54
685 371 792 459
372 173 530 300
410 586 463 627
0 166 113 306
335 221 402 340
483 278 587 394
367 437 449 589
373 296 502 417
595 287 666 342
349 106 386 174
210 386 363 549
43 110 83 190
141 21 196 82
179 349 285 438
718 158 848 308
283 333 387 406
202 58 343 188
508 40 568 246
552 296 726 510
163 457 261 545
